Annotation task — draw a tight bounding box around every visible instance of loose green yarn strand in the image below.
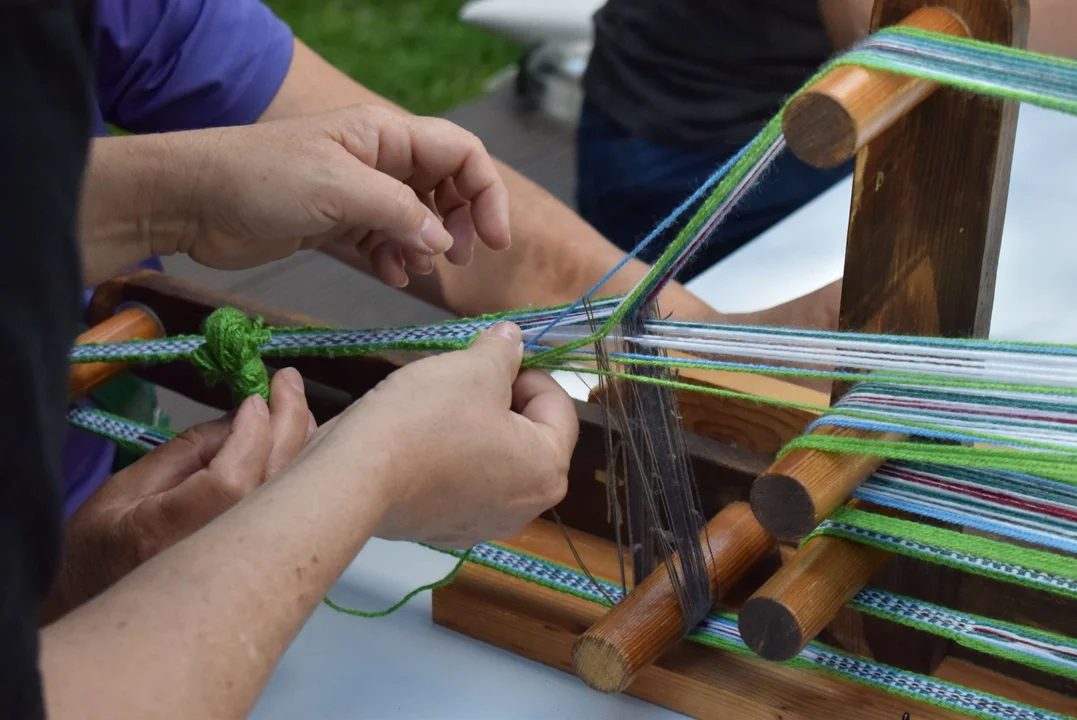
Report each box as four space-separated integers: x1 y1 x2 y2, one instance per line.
322 548 473 618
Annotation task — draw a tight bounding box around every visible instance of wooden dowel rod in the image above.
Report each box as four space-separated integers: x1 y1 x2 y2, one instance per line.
572 502 774 693
782 6 970 168
738 530 891 662
749 426 904 541
69 305 165 400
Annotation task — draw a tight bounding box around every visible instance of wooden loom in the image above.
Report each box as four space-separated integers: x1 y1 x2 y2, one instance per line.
70 0 1077 716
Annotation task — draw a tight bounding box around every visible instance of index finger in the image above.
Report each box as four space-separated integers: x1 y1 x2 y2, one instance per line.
511 369 579 460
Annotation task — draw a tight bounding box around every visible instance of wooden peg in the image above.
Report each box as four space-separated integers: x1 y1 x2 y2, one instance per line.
69 305 165 400
738 531 891 662
782 6 970 168
749 426 904 541
572 502 774 693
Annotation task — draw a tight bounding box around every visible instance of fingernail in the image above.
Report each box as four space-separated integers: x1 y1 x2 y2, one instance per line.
414 256 434 275
420 214 453 254
280 367 305 394
307 411 318 439
489 321 521 344
249 393 270 419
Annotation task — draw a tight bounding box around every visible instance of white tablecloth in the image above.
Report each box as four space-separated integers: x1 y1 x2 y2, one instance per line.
251 104 1077 719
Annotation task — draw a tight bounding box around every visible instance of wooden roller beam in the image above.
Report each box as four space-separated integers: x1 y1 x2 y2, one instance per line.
69 305 165 400
571 502 774 693
782 6 970 168
747 0 1027 676
738 524 890 662
749 425 903 541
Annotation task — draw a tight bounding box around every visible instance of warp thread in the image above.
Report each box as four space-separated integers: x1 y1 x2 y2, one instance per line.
66 403 1077 700
58 27 1077 717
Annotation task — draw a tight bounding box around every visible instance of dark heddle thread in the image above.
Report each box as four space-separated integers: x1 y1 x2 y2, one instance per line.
599 301 712 630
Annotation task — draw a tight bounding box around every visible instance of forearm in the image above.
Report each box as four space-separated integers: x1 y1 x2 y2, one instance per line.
78 133 210 287
40 457 387 720
264 39 718 321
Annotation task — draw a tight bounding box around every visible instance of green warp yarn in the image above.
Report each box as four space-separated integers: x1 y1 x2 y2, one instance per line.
191 307 272 405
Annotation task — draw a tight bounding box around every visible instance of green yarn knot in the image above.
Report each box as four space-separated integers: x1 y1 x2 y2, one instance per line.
191 307 271 406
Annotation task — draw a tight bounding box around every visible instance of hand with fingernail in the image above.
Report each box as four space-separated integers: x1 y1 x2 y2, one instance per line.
42 368 315 621
289 321 578 549
81 104 511 289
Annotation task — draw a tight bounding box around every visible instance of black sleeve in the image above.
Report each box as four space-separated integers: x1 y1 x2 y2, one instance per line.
0 1 95 717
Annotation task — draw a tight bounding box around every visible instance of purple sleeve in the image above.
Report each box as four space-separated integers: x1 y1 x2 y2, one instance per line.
95 0 294 132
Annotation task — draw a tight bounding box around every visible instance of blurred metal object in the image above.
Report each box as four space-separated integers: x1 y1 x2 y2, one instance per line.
516 41 590 125
459 0 603 45
459 0 597 125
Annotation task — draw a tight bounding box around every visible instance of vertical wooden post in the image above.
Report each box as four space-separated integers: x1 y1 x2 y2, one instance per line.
832 0 1029 674
837 0 1028 341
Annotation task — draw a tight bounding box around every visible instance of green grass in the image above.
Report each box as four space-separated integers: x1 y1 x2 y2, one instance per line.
266 0 522 115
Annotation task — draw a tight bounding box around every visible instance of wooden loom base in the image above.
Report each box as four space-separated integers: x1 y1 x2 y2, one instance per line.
431 521 1076 720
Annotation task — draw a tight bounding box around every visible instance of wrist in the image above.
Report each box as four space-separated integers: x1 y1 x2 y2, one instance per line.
141 129 221 260
79 131 218 285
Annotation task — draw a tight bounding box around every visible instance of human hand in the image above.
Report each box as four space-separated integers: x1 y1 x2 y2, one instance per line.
45 369 314 619
161 105 510 288
290 322 578 549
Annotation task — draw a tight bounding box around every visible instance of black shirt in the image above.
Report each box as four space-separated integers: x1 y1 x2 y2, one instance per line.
583 0 835 147
0 1 95 718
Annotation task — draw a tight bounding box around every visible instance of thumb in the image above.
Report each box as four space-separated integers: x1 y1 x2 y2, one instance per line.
336 162 455 256
464 322 525 390
108 418 233 500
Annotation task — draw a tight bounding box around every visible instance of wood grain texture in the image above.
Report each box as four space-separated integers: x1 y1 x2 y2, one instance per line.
589 360 824 458
834 0 1029 676
551 400 768 545
572 503 774 693
432 520 1072 719
783 6 970 168
69 306 164 400
838 0 1027 342
738 532 891 662
570 364 816 689
750 426 903 541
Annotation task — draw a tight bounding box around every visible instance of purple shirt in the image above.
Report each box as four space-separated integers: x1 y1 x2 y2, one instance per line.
64 0 294 516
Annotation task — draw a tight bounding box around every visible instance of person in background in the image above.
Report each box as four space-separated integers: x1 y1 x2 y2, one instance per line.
577 0 1077 282
67 0 842 521
577 0 853 282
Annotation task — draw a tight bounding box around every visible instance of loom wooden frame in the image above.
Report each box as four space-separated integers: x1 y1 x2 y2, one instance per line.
76 0 1077 716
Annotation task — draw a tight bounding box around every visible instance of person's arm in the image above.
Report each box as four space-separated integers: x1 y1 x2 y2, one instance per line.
41 370 315 624
259 39 721 323
819 0 1077 56
40 324 577 720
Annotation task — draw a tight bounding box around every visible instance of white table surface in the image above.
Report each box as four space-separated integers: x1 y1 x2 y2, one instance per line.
250 104 1077 719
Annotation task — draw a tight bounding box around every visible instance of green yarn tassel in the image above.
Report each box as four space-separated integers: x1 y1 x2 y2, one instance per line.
191 307 272 406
